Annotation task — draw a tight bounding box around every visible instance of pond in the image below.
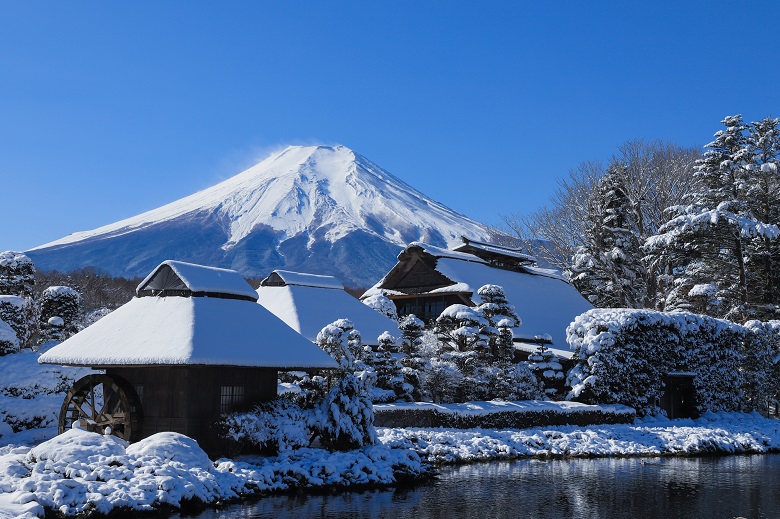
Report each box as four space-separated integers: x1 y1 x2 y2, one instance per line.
179 454 780 519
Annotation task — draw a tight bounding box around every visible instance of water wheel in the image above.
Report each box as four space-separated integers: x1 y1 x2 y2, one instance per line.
58 374 143 441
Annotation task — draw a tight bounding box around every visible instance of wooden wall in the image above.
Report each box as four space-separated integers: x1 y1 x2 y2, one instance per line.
108 366 277 453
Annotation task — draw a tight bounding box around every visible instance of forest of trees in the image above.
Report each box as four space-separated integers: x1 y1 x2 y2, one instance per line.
502 114 780 323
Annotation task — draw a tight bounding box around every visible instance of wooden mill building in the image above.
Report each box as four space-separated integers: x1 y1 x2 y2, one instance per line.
362 238 593 357
39 260 338 452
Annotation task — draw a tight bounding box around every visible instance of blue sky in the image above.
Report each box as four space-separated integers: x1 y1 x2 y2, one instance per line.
2 1 779 252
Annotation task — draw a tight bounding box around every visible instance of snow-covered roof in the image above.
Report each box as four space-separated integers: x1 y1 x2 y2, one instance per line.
38 296 338 369
434 256 592 347
256 284 400 344
454 237 538 264
136 260 258 301
367 242 592 348
262 270 344 290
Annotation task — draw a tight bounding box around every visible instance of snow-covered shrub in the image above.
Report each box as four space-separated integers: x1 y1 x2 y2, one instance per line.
0 318 19 356
39 285 82 341
420 357 462 403
363 293 398 321
0 295 37 349
566 308 776 416
278 370 329 409
0 251 35 298
743 319 780 413
315 373 377 451
221 399 313 455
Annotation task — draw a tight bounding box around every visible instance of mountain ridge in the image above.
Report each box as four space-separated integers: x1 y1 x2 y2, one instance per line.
27 145 492 287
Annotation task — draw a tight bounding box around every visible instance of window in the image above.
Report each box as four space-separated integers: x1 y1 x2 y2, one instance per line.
219 385 245 413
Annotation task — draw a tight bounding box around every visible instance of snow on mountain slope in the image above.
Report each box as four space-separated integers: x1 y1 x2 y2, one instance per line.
28 145 491 286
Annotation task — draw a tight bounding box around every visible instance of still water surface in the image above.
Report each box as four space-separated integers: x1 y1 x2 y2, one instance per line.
179 454 780 519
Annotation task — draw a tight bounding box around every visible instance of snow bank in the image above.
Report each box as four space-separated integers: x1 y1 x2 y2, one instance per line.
377 412 780 464
0 344 93 432
0 429 426 517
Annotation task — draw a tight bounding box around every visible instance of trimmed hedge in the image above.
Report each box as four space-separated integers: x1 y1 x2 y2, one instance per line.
374 403 635 429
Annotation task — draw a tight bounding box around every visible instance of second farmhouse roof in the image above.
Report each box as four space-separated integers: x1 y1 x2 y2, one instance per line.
257 270 400 344
39 261 338 369
363 241 592 348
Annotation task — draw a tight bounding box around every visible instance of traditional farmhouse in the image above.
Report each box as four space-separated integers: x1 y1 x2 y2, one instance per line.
39 260 337 452
256 270 400 345
363 238 593 357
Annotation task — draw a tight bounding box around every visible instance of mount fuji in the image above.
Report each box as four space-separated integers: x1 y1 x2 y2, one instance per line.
27 145 492 287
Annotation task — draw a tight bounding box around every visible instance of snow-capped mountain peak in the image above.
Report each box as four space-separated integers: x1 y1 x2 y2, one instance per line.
28 145 491 286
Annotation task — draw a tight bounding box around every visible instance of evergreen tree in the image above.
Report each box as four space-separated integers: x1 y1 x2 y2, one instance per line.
570 164 646 308
477 284 521 361
398 314 425 356
645 115 780 319
0 251 35 298
39 286 82 341
398 314 426 400
315 373 377 451
527 339 565 398
744 117 780 319
316 321 355 373
372 332 411 401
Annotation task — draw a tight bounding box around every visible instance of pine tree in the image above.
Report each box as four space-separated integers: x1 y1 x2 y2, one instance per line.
476 284 520 361
316 321 355 373
397 314 426 400
644 115 780 319
570 164 646 308
372 332 411 401
527 340 565 398
744 117 780 319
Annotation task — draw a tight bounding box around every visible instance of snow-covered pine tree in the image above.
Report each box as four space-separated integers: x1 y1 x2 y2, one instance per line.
315 372 377 451
569 164 646 308
744 117 780 319
644 115 780 319
372 332 411 401
39 286 82 341
0 251 35 298
476 284 520 362
398 314 424 356
527 338 565 398
315 321 355 373
397 314 426 400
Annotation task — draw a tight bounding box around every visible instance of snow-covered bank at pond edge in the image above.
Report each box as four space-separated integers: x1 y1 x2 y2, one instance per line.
0 429 426 517
377 412 780 464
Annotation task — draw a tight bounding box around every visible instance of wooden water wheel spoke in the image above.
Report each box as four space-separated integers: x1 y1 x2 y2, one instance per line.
58 374 143 442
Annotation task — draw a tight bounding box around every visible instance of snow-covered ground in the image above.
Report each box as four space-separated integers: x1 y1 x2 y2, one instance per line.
377 412 780 464
0 344 92 432
0 428 425 517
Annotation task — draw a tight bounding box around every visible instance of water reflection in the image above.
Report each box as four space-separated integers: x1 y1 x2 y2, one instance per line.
180 454 780 519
